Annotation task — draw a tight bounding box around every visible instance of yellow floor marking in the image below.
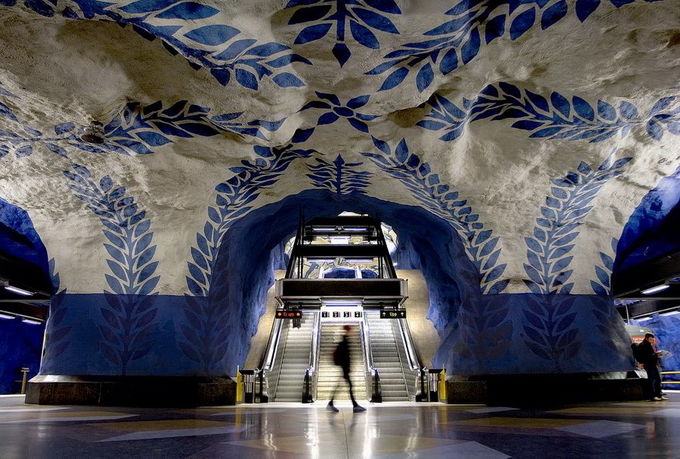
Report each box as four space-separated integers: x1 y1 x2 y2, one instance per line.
97 419 229 431
450 417 586 428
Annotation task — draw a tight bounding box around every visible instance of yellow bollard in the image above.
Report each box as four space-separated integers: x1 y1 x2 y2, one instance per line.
236 366 243 403
439 368 446 402
20 367 29 395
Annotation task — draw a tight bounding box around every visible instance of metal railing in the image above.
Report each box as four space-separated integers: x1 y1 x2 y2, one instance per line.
303 312 321 402
253 313 285 402
360 317 382 402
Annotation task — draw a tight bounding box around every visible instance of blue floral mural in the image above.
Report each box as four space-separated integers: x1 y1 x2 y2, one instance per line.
307 154 372 195
8 0 312 89
41 259 71 361
591 237 618 295
368 0 663 92
63 163 160 374
523 152 632 295
299 92 379 135
286 0 402 67
180 144 312 371
362 137 507 294
419 85 680 143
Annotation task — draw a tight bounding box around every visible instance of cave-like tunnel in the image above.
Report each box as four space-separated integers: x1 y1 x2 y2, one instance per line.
1 1 680 406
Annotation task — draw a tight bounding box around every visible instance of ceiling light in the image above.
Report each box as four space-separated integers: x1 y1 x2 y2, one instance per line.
640 283 670 295
0 313 15 320
21 318 42 325
4 285 34 296
329 236 350 244
661 310 680 317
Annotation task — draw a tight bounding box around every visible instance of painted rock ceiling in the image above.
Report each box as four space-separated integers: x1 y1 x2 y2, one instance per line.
0 0 679 297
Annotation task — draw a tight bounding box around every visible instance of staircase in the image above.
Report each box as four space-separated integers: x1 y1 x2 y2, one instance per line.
316 323 367 401
270 313 315 402
365 311 411 401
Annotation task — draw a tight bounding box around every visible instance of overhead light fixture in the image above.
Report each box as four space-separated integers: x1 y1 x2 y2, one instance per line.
329 236 350 244
21 318 42 325
0 313 15 320
4 285 34 296
345 259 374 264
661 310 680 317
640 283 670 295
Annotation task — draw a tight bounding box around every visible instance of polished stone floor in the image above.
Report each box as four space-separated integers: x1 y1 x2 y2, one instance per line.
1 393 679 458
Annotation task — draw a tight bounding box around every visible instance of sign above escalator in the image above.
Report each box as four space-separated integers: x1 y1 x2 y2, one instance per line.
380 309 406 319
275 310 302 319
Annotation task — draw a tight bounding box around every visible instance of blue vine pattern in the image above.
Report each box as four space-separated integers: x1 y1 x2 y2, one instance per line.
368 0 662 93
523 153 632 295
10 0 311 89
591 237 618 295
42 258 71 360
180 144 313 370
299 92 379 136
307 154 372 195
361 137 508 294
0 90 290 158
286 0 402 67
62 163 160 374
419 85 680 143
522 295 581 369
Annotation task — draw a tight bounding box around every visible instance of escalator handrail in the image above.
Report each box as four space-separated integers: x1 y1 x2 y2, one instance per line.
259 312 285 373
398 317 422 372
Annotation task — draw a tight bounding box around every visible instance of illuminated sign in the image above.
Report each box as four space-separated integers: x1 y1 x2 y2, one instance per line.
275 310 302 319
380 309 406 319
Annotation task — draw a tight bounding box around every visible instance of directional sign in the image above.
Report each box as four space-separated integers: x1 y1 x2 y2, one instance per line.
380 309 406 319
275 310 302 319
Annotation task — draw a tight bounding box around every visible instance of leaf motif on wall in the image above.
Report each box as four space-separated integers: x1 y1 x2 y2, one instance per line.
307 154 372 195
418 84 680 144
62 163 160 374
522 154 631 295
286 0 402 66
180 145 312 369
361 137 506 294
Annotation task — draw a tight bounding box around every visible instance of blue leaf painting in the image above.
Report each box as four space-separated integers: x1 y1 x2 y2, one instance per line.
418 83 680 144
62 164 160 374
286 0 401 66
361 137 506 294
307 154 372 195
523 153 630 294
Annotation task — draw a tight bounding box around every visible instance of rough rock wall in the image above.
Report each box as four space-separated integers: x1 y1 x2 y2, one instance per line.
0 1 678 377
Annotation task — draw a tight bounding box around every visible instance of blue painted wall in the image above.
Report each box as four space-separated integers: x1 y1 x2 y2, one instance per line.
0 317 44 394
39 190 633 377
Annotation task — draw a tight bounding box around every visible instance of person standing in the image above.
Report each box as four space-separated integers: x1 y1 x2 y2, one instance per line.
327 325 366 413
637 333 667 401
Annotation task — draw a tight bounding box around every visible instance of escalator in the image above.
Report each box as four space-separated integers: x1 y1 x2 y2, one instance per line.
316 322 366 401
253 214 425 403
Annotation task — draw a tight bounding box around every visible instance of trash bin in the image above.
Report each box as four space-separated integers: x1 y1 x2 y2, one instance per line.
241 370 255 403
428 369 443 402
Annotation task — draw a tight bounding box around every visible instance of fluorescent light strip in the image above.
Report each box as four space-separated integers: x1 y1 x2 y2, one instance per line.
640 284 670 295
21 318 42 325
4 285 34 296
0 313 15 320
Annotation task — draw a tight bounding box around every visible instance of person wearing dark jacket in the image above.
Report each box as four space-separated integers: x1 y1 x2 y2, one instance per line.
327 325 366 413
637 333 667 401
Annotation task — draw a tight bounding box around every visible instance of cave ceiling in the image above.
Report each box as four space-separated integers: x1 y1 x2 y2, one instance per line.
0 0 679 297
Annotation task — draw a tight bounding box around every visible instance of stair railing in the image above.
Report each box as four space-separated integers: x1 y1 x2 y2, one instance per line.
256 313 285 402
396 317 426 400
361 315 382 402
302 311 321 403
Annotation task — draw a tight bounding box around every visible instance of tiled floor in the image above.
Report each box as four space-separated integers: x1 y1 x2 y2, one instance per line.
1 394 679 458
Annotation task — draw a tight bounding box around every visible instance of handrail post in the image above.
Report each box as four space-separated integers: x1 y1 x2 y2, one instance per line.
371 369 382 403
302 368 313 403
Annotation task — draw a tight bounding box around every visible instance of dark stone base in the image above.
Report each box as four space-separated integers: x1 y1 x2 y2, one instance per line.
446 374 647 407
25 375 237 407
